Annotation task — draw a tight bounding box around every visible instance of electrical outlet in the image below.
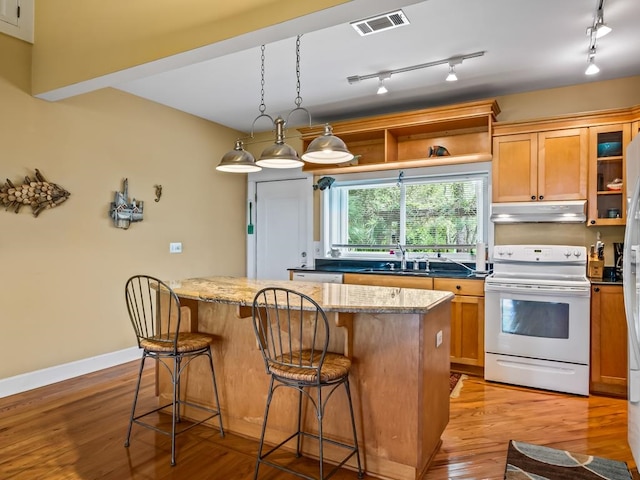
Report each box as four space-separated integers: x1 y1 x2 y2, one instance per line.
436 330 443 348
169 242 182 254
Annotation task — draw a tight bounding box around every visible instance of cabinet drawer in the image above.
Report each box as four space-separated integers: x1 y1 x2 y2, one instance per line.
434 278 484 296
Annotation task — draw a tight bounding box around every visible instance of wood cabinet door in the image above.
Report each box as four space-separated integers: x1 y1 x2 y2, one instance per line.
590 284 627 397
492 133 537 202
449 295 484 367
587 123 632 226
537 128 588 201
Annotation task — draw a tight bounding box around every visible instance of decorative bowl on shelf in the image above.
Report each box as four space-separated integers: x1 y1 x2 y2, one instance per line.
597 141 622 157
607 178 623 190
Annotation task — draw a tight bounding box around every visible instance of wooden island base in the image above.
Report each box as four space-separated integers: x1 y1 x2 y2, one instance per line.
163 277 453 480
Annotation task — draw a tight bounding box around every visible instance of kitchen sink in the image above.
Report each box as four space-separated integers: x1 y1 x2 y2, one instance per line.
360 268 476 278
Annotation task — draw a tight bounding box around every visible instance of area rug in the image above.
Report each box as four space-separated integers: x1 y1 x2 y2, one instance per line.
449 373 468 398
505 440 632 479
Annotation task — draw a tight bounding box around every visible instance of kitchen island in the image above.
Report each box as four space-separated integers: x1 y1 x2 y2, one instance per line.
165 276 454 480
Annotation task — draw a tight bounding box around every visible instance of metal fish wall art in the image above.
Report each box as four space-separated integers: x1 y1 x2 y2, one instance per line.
0 169 71 217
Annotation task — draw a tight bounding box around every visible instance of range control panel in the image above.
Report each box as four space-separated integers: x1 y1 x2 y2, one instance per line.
493 245 587 264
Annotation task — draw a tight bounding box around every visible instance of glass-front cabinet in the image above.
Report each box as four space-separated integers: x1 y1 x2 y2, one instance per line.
587 124 631 226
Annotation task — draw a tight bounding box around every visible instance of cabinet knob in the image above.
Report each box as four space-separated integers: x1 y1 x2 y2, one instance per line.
594 287 600 293
531 195 536 200
456 285 461 290
590 219 596 225
538 195 544 200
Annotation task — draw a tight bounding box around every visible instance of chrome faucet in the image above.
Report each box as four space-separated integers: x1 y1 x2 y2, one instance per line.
397 243 407 270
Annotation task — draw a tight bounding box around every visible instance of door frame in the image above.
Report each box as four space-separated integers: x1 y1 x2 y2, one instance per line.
247 168 314 279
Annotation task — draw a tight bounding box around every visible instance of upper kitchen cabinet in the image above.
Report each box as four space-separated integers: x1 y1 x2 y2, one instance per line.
298 99 500 175
492 127 588 202
587 124 631 226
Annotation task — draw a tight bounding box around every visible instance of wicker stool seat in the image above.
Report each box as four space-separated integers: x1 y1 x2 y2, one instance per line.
269 351 352 383
252 287 363 480
140 332 211 353
124 275 224 466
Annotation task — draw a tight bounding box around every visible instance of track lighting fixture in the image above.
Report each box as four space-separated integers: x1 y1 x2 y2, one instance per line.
347 51 483 93
587 1 612 39
217 36 354 173
583 0 610 76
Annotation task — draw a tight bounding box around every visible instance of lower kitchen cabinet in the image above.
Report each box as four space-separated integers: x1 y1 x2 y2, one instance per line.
590 284 627 397
433 278 485 374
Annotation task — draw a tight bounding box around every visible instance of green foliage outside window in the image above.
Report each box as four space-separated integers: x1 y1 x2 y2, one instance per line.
339 177 483 254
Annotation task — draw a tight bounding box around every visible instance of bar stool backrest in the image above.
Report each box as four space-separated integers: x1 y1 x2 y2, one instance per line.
252 287 330 380
125 275 181 352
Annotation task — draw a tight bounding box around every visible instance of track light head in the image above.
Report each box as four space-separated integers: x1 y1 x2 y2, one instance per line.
585 48 599 75
376 72 391 94
446 64 458 82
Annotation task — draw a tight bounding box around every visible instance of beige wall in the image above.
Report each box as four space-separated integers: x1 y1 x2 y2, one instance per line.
496 76 640 123
0 34 246 379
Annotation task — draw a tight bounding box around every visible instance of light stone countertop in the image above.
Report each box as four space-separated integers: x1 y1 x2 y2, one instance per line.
168 276 454 314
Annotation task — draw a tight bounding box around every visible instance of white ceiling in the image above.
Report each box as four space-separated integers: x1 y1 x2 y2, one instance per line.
111 0 640 134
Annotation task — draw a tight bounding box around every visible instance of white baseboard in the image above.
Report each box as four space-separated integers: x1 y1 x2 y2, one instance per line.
0 347 140 398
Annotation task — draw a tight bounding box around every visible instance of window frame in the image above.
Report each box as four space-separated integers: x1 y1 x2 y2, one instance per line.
321 162 493 261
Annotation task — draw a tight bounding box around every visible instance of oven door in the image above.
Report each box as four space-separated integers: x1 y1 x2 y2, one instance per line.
484 281 591 365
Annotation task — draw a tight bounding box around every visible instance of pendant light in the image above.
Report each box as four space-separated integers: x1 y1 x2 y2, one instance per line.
216 140 261 172
301 124 354 164
216 45 274 173
256 36 306 169
256 116 304 168
221 36 354 170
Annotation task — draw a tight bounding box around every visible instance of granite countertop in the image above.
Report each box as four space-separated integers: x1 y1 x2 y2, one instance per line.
168 276 454 314
589 266 623 285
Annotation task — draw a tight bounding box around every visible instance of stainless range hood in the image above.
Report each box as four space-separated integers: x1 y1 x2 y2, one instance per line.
490 200 587 224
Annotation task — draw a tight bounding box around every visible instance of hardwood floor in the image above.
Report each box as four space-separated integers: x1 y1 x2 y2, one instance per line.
0 361 637 479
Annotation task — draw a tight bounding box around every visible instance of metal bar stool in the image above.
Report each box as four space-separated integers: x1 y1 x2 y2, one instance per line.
124 275 224 465
251 287 363 480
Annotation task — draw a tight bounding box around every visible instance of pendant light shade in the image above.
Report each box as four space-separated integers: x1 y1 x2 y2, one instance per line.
302 124 354 164
216 140 262 173
256 117 304 169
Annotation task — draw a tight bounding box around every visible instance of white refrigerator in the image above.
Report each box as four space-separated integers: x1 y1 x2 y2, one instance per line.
623 134 640 470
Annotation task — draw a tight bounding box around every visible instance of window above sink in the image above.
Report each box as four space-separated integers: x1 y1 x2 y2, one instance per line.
321 163 492 264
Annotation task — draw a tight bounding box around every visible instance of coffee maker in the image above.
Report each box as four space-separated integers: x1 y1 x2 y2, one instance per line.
614 242 624 280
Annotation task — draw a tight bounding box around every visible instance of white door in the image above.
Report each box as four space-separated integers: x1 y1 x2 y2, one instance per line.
255 178 312 280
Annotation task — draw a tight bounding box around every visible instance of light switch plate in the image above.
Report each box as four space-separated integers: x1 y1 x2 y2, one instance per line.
169 242 182 253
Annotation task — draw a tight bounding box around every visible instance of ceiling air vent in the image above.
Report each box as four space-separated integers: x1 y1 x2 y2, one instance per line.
350 9 410 36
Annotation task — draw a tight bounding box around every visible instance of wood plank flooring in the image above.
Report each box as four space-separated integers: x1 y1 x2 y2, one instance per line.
0 361 637 479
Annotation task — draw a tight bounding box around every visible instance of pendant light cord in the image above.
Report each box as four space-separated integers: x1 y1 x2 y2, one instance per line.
294 35 302 108
259 44 267 115
286 34 312 127
251 44 273 134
